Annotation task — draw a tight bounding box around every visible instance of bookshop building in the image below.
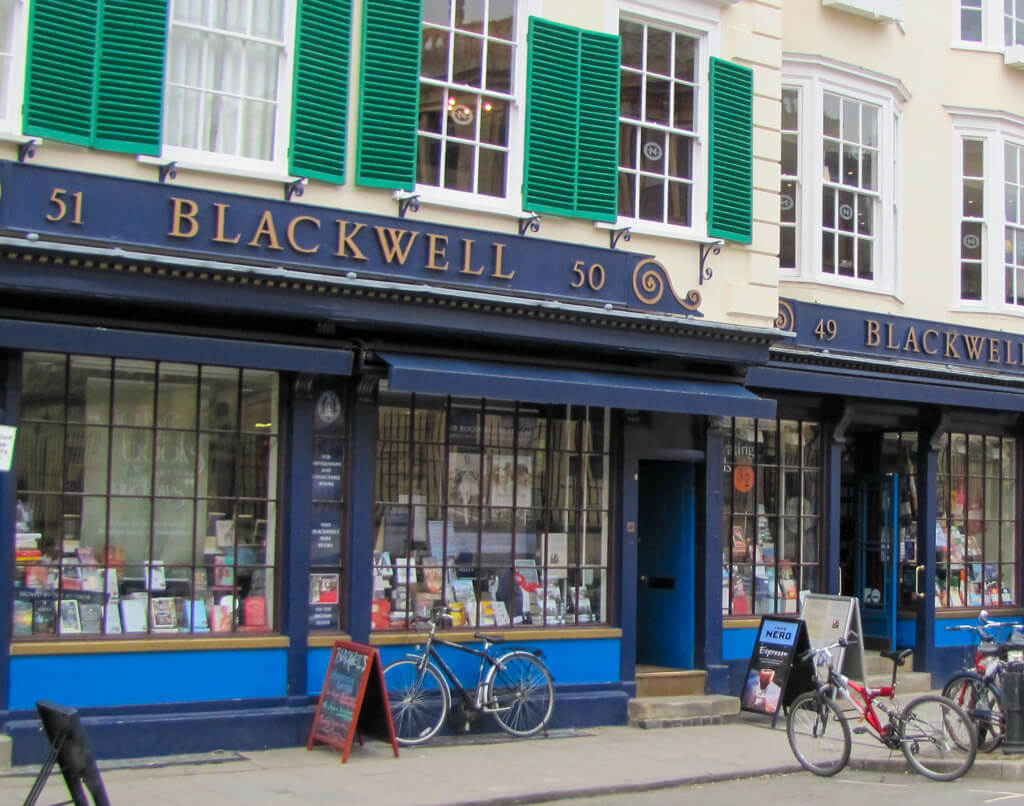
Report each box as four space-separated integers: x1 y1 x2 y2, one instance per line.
725 298 1024 687
5 162 1019 761
0 160 786 761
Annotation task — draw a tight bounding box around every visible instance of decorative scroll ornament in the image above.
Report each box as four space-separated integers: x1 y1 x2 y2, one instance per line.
776 300 795 331
632 258 702 312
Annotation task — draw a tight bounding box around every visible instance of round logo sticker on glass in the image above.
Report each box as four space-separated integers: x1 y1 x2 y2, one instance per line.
733 465 755 493
642 142 663 161
450 105 474 126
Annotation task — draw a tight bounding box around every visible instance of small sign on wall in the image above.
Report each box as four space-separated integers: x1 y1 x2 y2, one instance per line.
0 425 16 472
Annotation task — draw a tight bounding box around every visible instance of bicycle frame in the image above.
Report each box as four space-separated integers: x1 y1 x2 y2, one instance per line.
410 633 500 711
824 669 895 743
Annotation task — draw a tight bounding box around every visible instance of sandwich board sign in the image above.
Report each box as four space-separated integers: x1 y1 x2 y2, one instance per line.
800 593 866 683
307 640 399 763
740 616 813 725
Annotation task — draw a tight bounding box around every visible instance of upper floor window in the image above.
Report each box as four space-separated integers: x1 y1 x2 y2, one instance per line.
955 0 1023 48
780 56 905 294
780 87 800 270
951 110 1024 311
417 0 517 198
617 18 699 228
821 92 879 281
164 0 293 168
0 0 27 134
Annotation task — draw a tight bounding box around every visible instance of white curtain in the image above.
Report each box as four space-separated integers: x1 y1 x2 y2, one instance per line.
165 0 284 160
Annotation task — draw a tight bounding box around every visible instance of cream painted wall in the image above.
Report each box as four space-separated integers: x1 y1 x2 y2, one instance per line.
781 0 1024 335
10 0 784 332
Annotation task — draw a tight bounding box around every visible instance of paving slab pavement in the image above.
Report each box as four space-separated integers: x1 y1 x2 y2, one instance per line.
2 717 1023 805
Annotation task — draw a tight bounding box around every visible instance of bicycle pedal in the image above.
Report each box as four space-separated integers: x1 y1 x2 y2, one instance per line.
852 726 869 734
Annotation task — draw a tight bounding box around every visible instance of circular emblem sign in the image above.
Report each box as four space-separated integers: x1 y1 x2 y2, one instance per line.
839 203 854 221
780 194 794 211
642 142 663 161
733 465 755 493
450 105 474 126
962 233 980 250
316 390 342 426
865 587 881 605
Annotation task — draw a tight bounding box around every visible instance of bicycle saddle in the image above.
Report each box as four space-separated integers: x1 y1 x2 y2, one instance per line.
475 632 505 644
880 648 913 666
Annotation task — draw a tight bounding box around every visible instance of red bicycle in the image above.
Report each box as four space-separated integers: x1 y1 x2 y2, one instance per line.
786 633 977 781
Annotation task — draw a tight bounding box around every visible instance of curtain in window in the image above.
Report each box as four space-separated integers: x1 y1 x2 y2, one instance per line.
165 0 284 160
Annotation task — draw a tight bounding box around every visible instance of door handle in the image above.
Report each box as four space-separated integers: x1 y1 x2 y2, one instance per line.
915 564 925 599
837 570 842 596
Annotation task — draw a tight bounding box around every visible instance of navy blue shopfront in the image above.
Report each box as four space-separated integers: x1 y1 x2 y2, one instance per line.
716 298 1024 688
0 161 782 762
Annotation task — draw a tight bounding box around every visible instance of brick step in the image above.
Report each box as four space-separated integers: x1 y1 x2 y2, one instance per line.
627 694 740 729
635 667 707 698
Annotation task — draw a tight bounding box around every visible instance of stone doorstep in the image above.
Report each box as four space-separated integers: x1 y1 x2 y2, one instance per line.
635 669 707 698
0 736 10 770
627 694 741 729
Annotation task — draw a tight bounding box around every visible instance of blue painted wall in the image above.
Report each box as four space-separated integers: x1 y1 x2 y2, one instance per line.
722 627 757 660
307 639 622 696
9 649 288 710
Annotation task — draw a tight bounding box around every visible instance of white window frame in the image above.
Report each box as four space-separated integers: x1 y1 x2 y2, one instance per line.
948 107 1024 315
411 0 539 219
779 85 801 275
0 0 29 141
158 0 297 178
602 0 724 243
781 54 906 297
951 0 1008 51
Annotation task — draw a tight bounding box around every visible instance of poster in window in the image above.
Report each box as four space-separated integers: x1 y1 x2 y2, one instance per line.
488 454 532 508
545 533 568 578
449 450 482 522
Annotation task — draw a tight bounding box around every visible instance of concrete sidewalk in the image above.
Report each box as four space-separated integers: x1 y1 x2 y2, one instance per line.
3 718 1024 806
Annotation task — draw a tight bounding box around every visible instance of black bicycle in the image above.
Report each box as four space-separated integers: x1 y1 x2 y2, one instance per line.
382 607 555 745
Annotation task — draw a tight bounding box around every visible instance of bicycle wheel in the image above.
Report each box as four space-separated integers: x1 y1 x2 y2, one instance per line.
941 673 1003 752
382 658 450 746
899 694 977 781
785 691 851 777
484 651 555 737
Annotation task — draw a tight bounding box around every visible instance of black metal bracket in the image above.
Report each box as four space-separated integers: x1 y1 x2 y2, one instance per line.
284 177 307 202
397 193 420 218
18 138 37 163
699 240 723 285
158 162 177 183
609 227 631 250
518 213 541 236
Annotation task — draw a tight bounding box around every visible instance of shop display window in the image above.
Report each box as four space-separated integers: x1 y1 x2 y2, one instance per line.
13 353 279 638
935 432 1017 608
373 395 610 630
722 417 823 616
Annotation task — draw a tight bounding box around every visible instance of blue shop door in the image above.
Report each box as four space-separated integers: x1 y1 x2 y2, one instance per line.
636 461 694 669
856 474 900 651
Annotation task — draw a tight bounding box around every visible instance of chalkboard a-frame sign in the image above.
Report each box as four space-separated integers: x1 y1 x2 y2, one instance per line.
307 640 399 763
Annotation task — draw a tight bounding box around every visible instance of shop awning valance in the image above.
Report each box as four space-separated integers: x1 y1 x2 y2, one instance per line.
0 317 353 375
378 353 775 419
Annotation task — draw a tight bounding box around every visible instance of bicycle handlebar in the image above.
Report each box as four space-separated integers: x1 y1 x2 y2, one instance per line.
798 632 858 665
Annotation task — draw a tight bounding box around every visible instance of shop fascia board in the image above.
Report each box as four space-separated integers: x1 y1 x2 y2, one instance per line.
0 234 791 367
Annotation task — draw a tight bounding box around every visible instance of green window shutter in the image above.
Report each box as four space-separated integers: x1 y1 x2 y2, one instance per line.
523 18 619 223
24 0 100 147
356 0 420 189
708 56 753 244
94 0 167 156
291 0 352 183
